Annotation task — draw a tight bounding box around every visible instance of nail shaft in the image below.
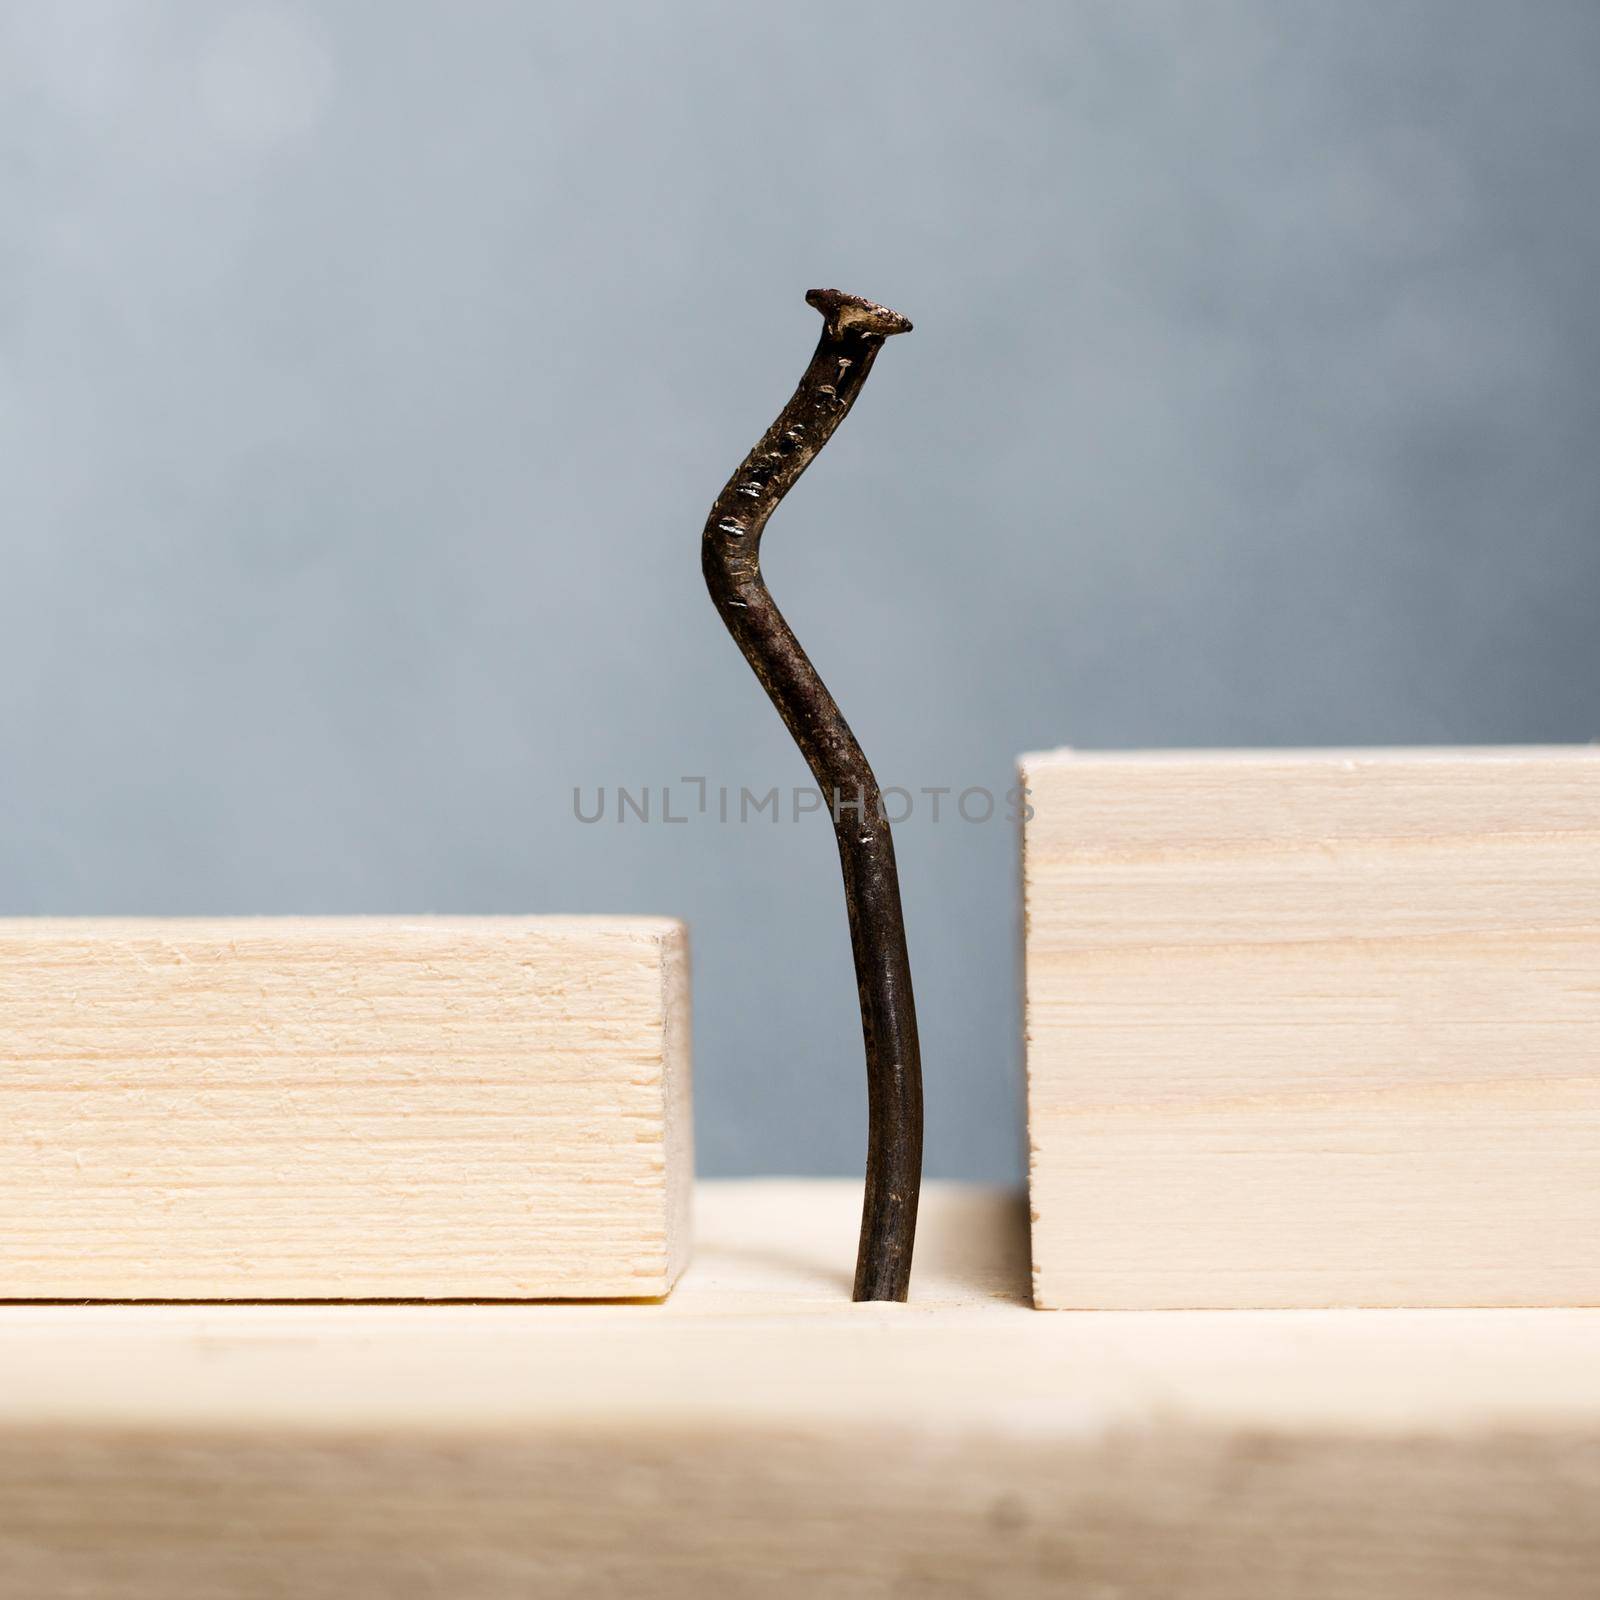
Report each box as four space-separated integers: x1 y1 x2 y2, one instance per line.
701 288 923 1301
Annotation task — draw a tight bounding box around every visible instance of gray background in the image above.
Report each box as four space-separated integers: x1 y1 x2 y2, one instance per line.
4 1 1597 1182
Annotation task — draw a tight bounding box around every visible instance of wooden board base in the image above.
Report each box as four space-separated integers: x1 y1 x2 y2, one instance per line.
1021 747 1600 1310
0 917 692 1299
1 1182 1598 1597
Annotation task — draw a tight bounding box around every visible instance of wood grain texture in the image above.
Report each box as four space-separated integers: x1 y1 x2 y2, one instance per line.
1022 747 1600 1310
1 1182 1597 1598
0 917 692 1298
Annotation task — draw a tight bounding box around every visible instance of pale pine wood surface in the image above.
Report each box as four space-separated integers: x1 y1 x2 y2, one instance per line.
1022 747 1600 1310
1 1182 1597 1598
0 917 691 1299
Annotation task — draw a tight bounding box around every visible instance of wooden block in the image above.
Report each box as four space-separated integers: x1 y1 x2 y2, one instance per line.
1 1182 1597 1598
1022 747 1600 1310
0 917 691 1299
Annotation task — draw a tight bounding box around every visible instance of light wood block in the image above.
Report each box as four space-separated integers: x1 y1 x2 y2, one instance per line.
1 1181 1597 1597
1022 747 1600 1310
0 917 692 1299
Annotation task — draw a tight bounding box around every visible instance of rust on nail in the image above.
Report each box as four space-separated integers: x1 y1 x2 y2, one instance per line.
700 288 924 1301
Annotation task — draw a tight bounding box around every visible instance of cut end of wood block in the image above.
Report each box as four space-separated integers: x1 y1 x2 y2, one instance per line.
1021 747 1600 1310
0 916 694 1301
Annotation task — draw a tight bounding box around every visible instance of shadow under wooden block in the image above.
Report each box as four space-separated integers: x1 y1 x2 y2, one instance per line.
0 917 692 1299
1021 747 1600 1310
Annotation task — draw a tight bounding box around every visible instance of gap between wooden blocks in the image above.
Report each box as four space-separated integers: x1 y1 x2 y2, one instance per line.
3 745 1595 1315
